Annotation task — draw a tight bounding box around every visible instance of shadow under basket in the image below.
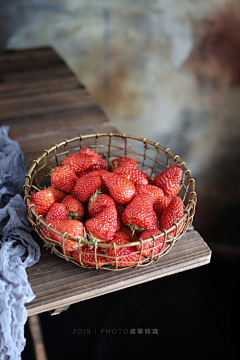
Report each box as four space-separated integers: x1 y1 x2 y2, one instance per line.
24 133 197 271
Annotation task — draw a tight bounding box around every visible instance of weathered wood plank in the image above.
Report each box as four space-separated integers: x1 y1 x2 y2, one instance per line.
26 231 211 316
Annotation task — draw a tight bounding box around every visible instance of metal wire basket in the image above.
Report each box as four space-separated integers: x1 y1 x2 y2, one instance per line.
24 133 197 271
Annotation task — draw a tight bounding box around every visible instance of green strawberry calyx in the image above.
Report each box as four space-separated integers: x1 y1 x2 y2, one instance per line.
126 224 145 236
87 232 103 248
88 189 102 204
43 241 59 254
67 211 83 221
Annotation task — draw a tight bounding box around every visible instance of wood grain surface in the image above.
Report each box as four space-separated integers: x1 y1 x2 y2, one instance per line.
0 47 211 316
26 230 211 316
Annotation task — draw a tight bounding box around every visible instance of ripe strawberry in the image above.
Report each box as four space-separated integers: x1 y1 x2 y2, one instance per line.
141 172 154 185
106 237 144 267
135 184 164 202
78 170 109 194
74 170 102 203
79 147 107 170
61 194 84 220
88 190 115 218
88 190 121 231
154 196 170 217
43 219 84 254
159 196 184 237
49 186 67 203
113 166 149 186
43 203 68 251
45 203 68 222
85 205 118 243
51 165 78 193
136 229 166 258
100 171 135 205
78 169 93 178
109 157 138 171
72 245 106 267
30 189 55 217
115 203 125 219
62 153 98 175
122 193 159 233
115 225 138 242
153 165 182 197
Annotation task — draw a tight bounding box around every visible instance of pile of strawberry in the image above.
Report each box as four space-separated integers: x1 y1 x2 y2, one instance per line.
30 147 185 268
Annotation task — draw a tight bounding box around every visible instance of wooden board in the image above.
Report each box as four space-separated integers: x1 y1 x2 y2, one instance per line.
0 47 114 167
26 230 211 316
0 47 211 316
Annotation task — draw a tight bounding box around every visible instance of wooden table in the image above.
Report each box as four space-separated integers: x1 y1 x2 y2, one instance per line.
0 47 211 317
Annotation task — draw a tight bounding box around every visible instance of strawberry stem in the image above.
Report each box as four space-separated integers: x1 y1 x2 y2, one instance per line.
104 153 115 171
31 184 41 191
126 224 145 236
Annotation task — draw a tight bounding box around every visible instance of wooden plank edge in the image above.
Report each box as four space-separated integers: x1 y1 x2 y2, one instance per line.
26 249 211 316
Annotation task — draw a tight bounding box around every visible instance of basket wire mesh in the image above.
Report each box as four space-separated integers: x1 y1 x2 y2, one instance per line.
24 133 197 271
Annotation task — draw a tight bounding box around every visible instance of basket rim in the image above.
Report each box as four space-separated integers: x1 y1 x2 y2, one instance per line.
23 133 197 264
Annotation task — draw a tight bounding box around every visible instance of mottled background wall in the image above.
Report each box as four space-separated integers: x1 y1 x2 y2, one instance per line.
1 0 240 252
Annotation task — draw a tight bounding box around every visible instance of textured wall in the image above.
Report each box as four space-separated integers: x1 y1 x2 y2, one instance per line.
1 0 240 247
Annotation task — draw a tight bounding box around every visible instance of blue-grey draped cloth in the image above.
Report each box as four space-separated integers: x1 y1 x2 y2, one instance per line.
0 126 41 359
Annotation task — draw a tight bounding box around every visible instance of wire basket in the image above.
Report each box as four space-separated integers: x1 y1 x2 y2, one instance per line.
24 133 197 271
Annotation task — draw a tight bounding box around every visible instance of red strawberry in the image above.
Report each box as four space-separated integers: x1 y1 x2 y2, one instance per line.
51 165 78 193
136 229 166 258
61 194 84 220
30 189 55 217
72 245 106 267
115 225 138 242
100 171 135 205
79 147 107 170
141 173 154 185
78 170 109 194
159 196 184 237
62 153 98 175
154 196 170 217
43 203 68 251
115 203 125 219
85 205 118 243
109 157 138 171
113 166 148 186
88 191 121 230
78 169 94 178
153 165 182 197
122 193 159 233
45 203 68 222
74 170 102 203
43 219 84 255
49 186 67 203
88 191 115 218
106 237 144 267
135 184 164 202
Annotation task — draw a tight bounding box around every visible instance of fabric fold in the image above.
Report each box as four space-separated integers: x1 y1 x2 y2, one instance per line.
0 125 41 360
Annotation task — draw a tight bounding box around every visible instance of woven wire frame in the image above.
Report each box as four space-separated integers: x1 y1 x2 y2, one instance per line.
24 133 197 271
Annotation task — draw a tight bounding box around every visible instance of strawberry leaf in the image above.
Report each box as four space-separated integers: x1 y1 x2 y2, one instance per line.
88 189 102 204
87 233 103 248
126 224 145 236
43 242 59 254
